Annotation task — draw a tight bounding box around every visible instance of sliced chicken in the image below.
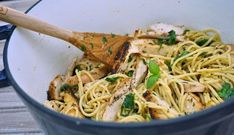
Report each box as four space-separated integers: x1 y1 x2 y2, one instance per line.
184 93 204 114
131 60 148 88
102 78 131 121
48 66 108 100
63 92 77 104
62 93 84 118
143 91 180 119
112 42 140 73
130 39 176 56
138 23 185 42
48 75 64 100
184 82 206 92
149 23 185 36
65 66 109 85
113 40 175 73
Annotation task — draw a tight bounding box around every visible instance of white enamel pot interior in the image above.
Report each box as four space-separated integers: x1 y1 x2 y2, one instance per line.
4 0 234 132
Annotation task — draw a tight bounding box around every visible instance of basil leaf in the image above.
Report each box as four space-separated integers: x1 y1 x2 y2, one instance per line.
218 82 234 100
60 84 78 92
126 70 134 77
156 30 177 45
148 60 160 75
128 55 133 63
122 93 135 109
105 77 119 83
146 74 160 89
195 39 208 46
164 60 172 71
174 51 189 62
167 30 177 45
80 44 86 51
108 47 112 55
102 36 108 44
121 93 135 116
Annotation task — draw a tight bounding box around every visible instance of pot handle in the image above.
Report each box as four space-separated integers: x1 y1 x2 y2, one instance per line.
0 24 13 87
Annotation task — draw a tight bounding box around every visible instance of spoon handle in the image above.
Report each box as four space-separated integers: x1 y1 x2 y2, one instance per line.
0 6 72 41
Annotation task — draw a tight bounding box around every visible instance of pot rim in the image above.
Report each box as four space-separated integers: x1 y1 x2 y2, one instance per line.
3 0 234 129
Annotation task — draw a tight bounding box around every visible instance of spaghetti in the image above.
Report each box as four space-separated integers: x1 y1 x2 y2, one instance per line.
45 23 234 122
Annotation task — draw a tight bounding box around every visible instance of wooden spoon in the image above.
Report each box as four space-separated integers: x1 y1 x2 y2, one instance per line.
0 6 131 68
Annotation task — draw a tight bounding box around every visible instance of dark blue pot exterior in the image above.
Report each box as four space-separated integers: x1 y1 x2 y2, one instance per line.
1 1 234 135
14 93 234 135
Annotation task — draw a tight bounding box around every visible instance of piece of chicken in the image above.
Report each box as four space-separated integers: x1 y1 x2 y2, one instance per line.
131 60 148 88
183 82 206 92
143 91 180 119
48 75 64 100
102 78 131 121
65 66 109 85
48 66 108 100
61 92 84 118
184 93 204 114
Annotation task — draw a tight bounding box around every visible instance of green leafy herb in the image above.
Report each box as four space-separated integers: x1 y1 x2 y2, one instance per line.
102 36 108 44
174 51 189 62
90 43 94 49
126 70 134 77
80 44 86 51
157 38 164 45
156 30 177 45
105 77 119 83
121 93 135 116
195 39 208 46
111 33 116 38
145 113 152 121
183 29 190 35
146 74 160 89
164 60 172 71
60 84 78 92
146 60 161 89
128 55 133 63
218 82 234 100
167 30 177 45
199 52 208 57
149 60 160 75
108 47 112 55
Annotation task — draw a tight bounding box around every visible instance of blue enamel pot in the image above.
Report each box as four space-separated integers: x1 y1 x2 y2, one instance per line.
0 0 234 135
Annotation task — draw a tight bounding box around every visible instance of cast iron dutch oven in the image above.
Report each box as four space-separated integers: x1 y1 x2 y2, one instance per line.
0 0 234 135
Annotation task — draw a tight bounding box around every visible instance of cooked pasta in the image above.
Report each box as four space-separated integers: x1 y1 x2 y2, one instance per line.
45 23 234 122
